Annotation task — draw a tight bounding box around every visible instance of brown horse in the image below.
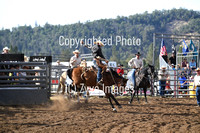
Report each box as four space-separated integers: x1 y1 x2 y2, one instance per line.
100 68 128 111
70 66 97 102
57 67 97 100
70 66 128 112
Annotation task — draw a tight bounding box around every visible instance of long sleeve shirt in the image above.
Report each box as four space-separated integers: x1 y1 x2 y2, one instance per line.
91 45 105 59
128 57 143 69
158 70 169 81
193 75 200 87
70 55 82 68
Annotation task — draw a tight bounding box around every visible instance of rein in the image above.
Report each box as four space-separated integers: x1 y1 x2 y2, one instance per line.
108 68 117 85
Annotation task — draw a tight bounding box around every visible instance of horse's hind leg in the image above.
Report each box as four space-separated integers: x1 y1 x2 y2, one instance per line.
61 82 66 94
66 84 71 100
128 90 135 104
110 94 122 108
57 83 61 94
144 88 148 103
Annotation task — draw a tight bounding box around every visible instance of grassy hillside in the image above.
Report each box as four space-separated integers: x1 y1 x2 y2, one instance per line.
0 8 200 67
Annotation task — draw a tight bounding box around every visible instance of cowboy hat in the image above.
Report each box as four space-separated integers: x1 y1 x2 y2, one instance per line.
3 46 10 51
135 52 141 56
161 66 166 69
95 40 104 46
118 64 123 67
196 68 200 71
73 50 80 54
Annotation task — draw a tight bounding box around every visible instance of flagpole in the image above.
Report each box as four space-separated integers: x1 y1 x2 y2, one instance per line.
153 33 155 66
198 40 200 67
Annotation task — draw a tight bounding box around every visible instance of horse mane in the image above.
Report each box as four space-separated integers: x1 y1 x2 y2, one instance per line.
140 67 148 75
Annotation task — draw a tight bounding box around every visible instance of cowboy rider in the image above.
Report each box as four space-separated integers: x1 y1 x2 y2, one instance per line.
128 52 143 87
67 49 82 81
84 40 109 85
69 49 82 68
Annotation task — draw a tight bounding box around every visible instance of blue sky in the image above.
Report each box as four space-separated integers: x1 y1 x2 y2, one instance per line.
0 0 200 30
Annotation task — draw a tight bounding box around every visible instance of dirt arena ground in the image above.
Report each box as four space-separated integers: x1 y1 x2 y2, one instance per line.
0 96 200 133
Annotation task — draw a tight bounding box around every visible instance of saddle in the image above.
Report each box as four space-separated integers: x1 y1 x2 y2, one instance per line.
135 69 145 83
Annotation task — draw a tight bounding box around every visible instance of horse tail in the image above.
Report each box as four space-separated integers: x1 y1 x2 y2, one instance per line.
67 68 73 80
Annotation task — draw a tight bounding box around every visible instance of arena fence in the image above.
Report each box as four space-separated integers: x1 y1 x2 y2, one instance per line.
156 68 196 98
0 54 52 105
51 65 69 93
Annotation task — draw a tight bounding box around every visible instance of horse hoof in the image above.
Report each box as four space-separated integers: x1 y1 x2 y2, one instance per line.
112 108 117 112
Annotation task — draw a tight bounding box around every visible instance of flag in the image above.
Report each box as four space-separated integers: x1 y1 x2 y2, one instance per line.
189 39 197 60
159 56 175 90
182 39 189 56
189 40 197 53
160 39 167 56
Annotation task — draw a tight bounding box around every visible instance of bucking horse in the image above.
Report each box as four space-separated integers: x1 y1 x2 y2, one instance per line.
58 64 128 112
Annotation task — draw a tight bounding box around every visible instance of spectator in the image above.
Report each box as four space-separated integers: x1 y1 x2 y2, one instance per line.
176 64 181 70
18 66 28 83
117 64 124 76
2 46 10 54
56 60 64 66
171 64 176 70
181 58 189 70
165 77 171 94
9 65 17 85
169 52 176 66
1 47 10 71
178 72 188 94
193 68 200 107
158 66 169 98
189 59 196 71
24 56 29 62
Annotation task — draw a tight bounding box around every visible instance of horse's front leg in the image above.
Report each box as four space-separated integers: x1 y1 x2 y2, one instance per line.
128 89 135 104
144 87 148 103
110 93 122 108
106 94 117 112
